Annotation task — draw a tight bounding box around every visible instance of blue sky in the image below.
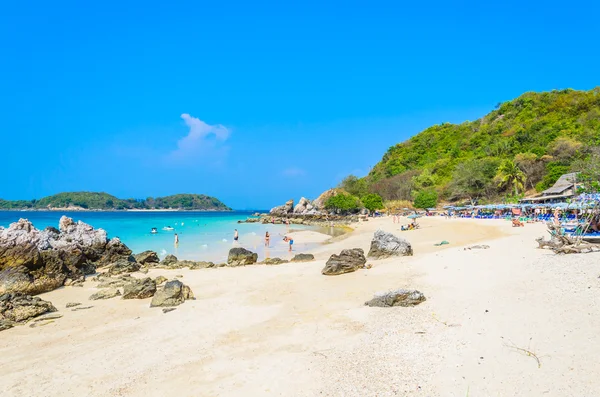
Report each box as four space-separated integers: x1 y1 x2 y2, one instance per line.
1 0 598 209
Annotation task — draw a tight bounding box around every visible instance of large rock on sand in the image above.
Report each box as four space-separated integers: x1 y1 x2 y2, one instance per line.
322 248 366 275
0 217 133 295
150 280 194 307
364 289 426 307
89 288 121 300
367 230 413 258
293 197 315 214
227 248 258 267
122 278 157 299
161 254 178 267
107 259 140 275
134 250 160 266
291 253 315 262
0 292 57 327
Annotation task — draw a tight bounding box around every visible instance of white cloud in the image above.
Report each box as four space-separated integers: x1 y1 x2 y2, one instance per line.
168 114 230 161
281 167 306 177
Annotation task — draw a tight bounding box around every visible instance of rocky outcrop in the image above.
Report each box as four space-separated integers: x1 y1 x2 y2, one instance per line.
322 248 366 275
107 259 140 275
364 289 426 307
270 199 294 216
154 276 168 285
227 248 258 267
122 277 156 299
367 230 413 259
89 288 121 300
293 197 318 215
290 253 315 262
0 292 57 330
0 217 134 295
260 257 288 265
189 261 216 269
134 250 160 266
161 254 178 267
150 280 194 307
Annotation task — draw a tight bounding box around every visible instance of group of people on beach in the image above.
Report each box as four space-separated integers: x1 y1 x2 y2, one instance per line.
233 229 294 252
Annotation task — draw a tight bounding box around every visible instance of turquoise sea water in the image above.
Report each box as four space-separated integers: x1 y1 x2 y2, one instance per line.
0 211 317 263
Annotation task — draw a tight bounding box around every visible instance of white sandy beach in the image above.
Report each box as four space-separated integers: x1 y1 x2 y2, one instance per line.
1 216 599 396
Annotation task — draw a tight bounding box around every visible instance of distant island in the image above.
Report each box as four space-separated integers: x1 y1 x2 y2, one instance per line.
0 192 232 211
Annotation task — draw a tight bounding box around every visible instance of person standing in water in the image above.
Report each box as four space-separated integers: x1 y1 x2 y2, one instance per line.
265 231 270 247
234 229 239 242
174 233 179 246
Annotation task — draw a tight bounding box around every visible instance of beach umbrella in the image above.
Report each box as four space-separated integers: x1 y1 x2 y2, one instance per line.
407 214 422 219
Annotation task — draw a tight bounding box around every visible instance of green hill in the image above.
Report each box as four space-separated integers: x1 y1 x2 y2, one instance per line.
343 88 600 204
0 192 231 211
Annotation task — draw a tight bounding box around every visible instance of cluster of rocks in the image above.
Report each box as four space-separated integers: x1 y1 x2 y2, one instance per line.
240 214 360 226
0 217 135 295
321 231 413 276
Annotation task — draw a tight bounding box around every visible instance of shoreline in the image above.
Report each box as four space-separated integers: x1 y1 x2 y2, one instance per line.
3 216 600 396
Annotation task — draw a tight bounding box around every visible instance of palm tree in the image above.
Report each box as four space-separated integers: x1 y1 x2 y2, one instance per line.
496 160 526 196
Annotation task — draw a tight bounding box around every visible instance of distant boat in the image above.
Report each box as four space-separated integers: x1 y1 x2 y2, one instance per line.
162 226 174 231
151 227 158 234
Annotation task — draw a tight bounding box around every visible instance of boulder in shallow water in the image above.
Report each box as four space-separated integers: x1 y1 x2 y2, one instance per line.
150 280 194 307
0 292 57 325
322 248 366 275
122 278 157 299
364 289 426 307
367 230 413 259
89 288 121 300
134 250 160 266
227 248 258 267
290 253 315 262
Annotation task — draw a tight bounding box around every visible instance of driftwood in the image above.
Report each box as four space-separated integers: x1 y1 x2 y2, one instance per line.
536 227 600 254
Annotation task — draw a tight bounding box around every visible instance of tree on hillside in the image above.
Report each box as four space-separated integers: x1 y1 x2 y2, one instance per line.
449 159 500 205
496 160 526 196
549 137 583 162
338 175 369 197
325 192 362 213
413 190 438 209
514 153 549 190
361 193 384 212
571 146 600 193
370 170 419 201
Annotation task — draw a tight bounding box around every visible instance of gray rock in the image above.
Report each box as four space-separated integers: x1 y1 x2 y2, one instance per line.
134 250 160 265
261 257 289 265
122 278 156 299
65 302 81 308
465 244 490 250
227 248 258 267
154 276 168 285
162 308 176 314
107 259 140 275
364 289 426 307
32 313 63 321
367 230 413 259
290 253 315 262
189 261 216 269
0 292 57 324
293 197 315 214
270 199 294 216
89 288 121 300
71 306 93 311
322 248 366 275
0 217 134 295
150 280 194 307
0 319 13 331
161 254 178 267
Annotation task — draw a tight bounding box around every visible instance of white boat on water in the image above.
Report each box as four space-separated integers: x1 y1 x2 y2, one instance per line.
162 226 174 231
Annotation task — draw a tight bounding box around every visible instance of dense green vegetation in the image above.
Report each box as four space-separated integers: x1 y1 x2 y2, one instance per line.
413 190 438 209
324 192 362 213
361 193 384 212
0 192 231 211
341 88 600 205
